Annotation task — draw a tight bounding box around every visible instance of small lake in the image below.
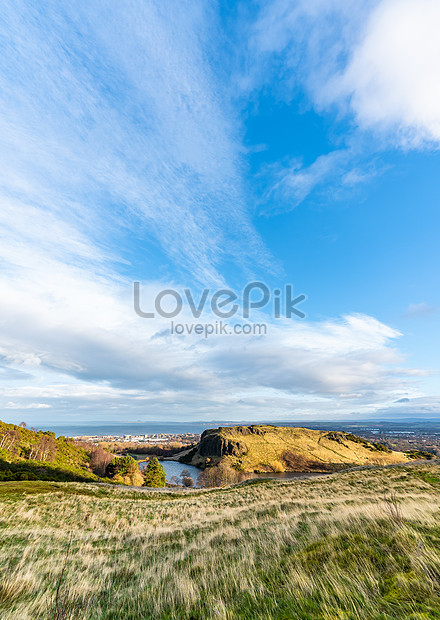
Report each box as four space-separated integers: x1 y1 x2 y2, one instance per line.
136 457 328 488
137 459 202 486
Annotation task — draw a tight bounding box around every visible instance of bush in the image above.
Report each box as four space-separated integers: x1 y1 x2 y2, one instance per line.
406 450 435 460
113 471 145 486
270 460 285 473
373 443 392 453
0 459 97 482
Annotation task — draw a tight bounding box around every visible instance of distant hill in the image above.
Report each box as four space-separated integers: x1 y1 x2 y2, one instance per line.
179 425 417 472
0 420 99 482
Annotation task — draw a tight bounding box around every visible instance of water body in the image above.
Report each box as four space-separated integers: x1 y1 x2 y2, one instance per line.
37 419 440 437
139 459 327 488
139 460 201 486
39 422 217 436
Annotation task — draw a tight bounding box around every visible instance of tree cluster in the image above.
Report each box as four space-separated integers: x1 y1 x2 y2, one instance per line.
105 455 144 485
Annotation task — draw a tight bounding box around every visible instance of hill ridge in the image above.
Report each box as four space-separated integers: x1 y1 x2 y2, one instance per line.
179 424 413 472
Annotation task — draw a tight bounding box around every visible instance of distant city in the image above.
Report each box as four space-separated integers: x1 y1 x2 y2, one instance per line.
75 432 200 445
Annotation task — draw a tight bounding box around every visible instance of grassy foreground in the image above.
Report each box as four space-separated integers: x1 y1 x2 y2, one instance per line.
1 463 440 619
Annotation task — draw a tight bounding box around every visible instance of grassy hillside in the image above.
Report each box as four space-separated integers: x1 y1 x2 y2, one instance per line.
0 462 440 618
181 424 413 472
0 421 99 482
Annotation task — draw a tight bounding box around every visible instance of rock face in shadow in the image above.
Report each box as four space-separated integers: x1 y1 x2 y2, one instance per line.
198 432 247 458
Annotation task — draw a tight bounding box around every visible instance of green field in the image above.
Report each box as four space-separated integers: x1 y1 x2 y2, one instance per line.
1 462 440 619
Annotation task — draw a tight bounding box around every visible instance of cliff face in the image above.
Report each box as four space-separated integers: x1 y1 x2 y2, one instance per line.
198 432 248 458
178 425 412 472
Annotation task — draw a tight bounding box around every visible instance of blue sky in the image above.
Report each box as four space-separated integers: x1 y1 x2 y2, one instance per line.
0 0 439 425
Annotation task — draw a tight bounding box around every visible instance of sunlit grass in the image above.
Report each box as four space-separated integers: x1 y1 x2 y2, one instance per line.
1 463 440 619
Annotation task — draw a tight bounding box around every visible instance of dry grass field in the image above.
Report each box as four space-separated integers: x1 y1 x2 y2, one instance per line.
1 462 440 619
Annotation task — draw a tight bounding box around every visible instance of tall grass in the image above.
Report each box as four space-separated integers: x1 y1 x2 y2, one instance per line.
0 463 439 618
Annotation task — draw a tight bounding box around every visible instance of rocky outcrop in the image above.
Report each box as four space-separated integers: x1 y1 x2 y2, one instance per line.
231 425 272 436
199 432 247 458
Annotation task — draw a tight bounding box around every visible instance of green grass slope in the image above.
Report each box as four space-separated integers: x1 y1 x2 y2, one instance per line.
1 462 440 618
0 420 98 482
182 424 415 472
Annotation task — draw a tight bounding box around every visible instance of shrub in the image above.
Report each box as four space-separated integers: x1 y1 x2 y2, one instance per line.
373 442 392 453
113 471 145 486
406 450 435 460
270 460 285 473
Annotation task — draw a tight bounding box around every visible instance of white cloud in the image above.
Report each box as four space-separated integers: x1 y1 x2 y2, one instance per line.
375 395 440 419
262 150 353 213
0 264 426 419
329 0 440 146
252 0 440 148
260 148 384 213
248 0 440 211
5 402 51 410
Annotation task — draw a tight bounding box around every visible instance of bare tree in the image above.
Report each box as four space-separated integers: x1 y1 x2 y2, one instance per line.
0 429 20 452
197 462 244 488
28 435 57 461
179 469 194 487
89 446 113 476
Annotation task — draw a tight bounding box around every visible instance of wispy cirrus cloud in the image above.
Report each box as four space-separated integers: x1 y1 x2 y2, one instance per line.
0 1 278 422
0 0 270 284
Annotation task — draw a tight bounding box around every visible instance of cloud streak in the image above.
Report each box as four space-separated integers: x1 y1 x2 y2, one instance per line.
0 0 270 284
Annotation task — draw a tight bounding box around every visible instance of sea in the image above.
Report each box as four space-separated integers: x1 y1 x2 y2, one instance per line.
38 421 228 437
36 418 440 438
